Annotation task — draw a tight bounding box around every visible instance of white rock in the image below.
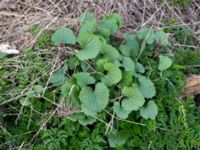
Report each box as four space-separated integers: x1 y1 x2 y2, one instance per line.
0 44 19 54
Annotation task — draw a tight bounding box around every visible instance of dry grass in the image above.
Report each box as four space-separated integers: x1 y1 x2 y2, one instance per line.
0 0 200 51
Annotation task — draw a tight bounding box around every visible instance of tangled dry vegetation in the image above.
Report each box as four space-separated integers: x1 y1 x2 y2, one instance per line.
0 0 200 51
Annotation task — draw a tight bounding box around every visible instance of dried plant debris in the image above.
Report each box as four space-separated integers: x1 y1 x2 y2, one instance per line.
0 0 200 51
0 0 18 11
181 74 200 98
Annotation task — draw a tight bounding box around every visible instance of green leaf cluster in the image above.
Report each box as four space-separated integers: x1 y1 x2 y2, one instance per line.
49 13 174 125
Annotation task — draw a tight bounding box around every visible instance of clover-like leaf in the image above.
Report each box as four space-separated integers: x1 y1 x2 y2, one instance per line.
121 85 145 112
140 101 158 120
74 72 95 87
79 82 109 115
138 76 156 99
52 27 76 46
122 56 135 72
113 102 130 119
158 55 172 71
76 34 102 60
101 63 122 86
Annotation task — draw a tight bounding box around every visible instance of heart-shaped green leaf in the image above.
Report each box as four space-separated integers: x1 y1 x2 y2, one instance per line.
140 101 158 120
101 44 122 61
122 57 135 72
76 34 102 60
138 76 156 99
121 85 145 112
74 72 95 87
113 102 130 119
52 27 76 46
138 27 155 44
101 63 122 86
155 30 169 46
158 55 172 71
79 82 109 115
98 13 122 38
79 12 97 35
120 33 139 59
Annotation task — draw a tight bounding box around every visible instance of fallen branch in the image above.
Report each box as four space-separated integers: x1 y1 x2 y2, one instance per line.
180 74 200 98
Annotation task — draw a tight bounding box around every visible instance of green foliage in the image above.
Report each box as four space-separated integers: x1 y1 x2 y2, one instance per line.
76 34 102 60
0 12 199 150
0 52 6 58
79 82 109 115
174 27 194 45
158 0 192 8
98 13 122 38
108 131 126 148
167 26 194 45
122 56 135 72
101 63 122 86
113 102 130 119
79 12 97 35
135 62 145 73
174 48 200 74
170 0 192 8
120 33 139 58
158 55 172 71
138 75 156 99
138 27 155 44
140 101 158 120
52 27 76 46
121 85 145 113
29 26 53 48
138 27 169 46
73 72 95 87
49 65 68 86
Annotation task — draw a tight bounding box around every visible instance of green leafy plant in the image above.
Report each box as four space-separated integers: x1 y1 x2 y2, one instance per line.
50 13 172 125
170 0 192 8
52 27 76 46
158 0 192 8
